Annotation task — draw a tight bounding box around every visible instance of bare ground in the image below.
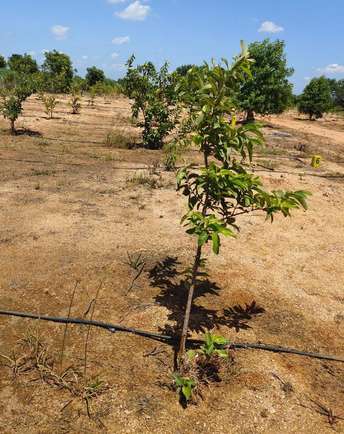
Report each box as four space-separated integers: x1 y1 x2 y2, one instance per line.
0 96 343 434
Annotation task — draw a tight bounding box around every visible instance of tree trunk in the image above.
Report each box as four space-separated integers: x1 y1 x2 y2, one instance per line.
178 152 209 359
246 109 255 123
178 245 202 358
10 119 15 135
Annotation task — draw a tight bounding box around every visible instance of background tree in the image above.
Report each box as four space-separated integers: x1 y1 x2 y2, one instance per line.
0 55 6 69
85 66 105 88
8 53 38 75
176 47 310 357
328 78 344 109
123 55 178 149
298 76 332 120
237 39 294 121
42 50 73 93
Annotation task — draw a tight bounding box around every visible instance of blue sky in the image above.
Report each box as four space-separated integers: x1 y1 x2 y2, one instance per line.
0 0 343 92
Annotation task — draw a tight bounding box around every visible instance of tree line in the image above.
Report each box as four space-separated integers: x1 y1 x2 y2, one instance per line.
1 40 344 136
0 50 121 94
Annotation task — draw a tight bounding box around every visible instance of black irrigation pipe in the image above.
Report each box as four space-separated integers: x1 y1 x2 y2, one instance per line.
1 309 344 363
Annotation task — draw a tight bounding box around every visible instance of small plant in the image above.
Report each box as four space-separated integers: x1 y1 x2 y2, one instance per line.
40 94 58 119
87 87 97 107
189 333 229 360
70 92 81 114
0 95 22 134
173 374 196 403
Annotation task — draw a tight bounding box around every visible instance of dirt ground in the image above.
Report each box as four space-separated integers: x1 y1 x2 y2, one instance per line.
0 96 343 434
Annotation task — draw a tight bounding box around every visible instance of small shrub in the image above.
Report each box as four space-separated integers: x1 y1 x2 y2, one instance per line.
70 93 81 114
105 130 135 149
173 333 232 404
0 95 22 134
39 93 58 119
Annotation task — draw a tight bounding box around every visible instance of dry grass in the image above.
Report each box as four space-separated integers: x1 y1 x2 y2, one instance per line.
105 129 136 149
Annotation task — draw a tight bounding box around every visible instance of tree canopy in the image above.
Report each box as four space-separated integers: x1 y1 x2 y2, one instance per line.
8 53 39 75
237 39 294 120
42 50 74 93
85 66 105 88
298 76 332 120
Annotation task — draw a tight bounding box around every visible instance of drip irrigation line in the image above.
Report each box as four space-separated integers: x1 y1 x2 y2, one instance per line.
0 309 343 363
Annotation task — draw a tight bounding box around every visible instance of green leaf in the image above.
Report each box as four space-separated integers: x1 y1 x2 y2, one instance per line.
198 231 209 246
182 385 192 401
211 232 220 254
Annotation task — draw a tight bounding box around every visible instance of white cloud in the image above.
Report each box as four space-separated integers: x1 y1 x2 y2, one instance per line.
108 0 127 3
112 36 130 45
51 25 70 40
317 64 344 74
116 1 150 21
111 52 119 59
258 21 284 33
82 55 88 60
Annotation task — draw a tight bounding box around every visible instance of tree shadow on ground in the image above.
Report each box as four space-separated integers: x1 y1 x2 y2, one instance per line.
15 128 42 137
150 256 265 340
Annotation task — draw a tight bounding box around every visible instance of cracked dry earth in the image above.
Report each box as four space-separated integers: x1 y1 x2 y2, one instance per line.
0 95 343 433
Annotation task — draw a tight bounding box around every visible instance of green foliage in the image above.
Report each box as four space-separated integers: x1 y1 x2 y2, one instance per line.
71 76 88 95
42 50 74 93
188 333 229 360
298 76 332 119
8 53 39 75
237 39 294 120
39 94 58 119
0 96 22 134
0 55 7 69
0 70 34 133
175 64 196 77
85 66 105 88
173 374 196 402
123 55 178 149
327 78 344 109
176 47 310 257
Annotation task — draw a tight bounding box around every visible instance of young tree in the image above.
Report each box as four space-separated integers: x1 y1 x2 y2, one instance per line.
237 39 294 121
123 55 178 149
0 72 33 133
298 76 332 120
8 53 39 75
72 76 88 95
69 92 81 114
39 94 58 119
42 50 74 93
85 66 105 88
176 45 310 357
